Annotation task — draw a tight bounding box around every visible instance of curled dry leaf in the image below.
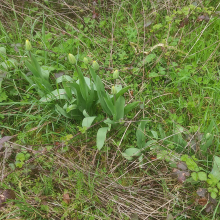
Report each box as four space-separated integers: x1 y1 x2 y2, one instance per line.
179 17 189 28
63 193 71 205
0 189 16 208
198 197 208 206
172 168 190 183
197 15 210 22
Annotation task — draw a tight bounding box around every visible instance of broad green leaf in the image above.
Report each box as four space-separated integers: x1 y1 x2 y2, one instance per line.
30 53 44 79
40 89 70 102
7 58 18 67
144 140 157 149
191 172 198 181
66 104 77 113
122 148 142 160
76 65 88 100
104 118 114 125
55 104 71 118
104 96 115 116
198 172 207 181
96 75 106 95
136 120 148 149
56 75 73 84
115 86 130 100
20 71 34 87
69 82 87 112
124 101 139 115
33 77 53 94
62 81 73 101
158 125 166 138
0 47 6 57
76 77 96 90
94 76 111 115
200 134 213 152
41 67 50 80
97 127 109 150
85 84 97 114
89 66 97 83
25 61 41 78
211 156 220 180
115 96 125 120
151 130 158 139
82 116 96 129
83 110 90 117
211 192 217 199
1 62 7 70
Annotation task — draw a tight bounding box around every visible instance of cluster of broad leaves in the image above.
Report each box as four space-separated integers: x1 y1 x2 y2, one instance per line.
21 52 139 150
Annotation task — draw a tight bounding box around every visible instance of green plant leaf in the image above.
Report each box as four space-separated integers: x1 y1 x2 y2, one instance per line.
115 96 125 120
56 75 73 84
30 53 45 79
97 127 109 150
0 47 6 57
151 130 158 139
76 65 89 101
55 104 71 118
211 192 217 199
66 104 77 113
200 134 213 152
89 66 97 83
16 153 25 162
77 77 96 90
94 76 111 115
104 96 115 116
191 172 198 181
62 81 73 101
198 172 207 181
25 61 41 78
144 140 158 149
136 120 148 149
82 116 96 129
20 71 34 87
40 89 71 102
211 156 220 180
114 86 130 100
122 148 142 160
124 101 139 115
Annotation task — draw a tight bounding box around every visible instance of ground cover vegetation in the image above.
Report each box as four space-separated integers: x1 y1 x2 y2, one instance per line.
0 0 220 219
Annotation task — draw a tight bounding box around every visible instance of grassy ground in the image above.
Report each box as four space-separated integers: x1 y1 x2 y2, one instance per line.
1 0 220 219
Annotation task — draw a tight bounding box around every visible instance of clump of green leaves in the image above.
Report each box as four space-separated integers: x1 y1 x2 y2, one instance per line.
21 42 139 150
15 151 31 168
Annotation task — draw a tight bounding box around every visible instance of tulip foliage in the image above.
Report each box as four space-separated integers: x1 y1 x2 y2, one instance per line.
21 41 139 150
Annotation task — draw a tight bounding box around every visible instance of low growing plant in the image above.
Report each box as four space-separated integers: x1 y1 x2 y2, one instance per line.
21 40 139 150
